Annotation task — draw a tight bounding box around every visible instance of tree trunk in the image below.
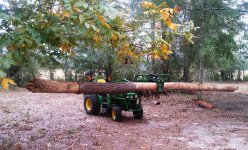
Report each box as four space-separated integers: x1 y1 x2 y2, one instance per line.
26 79 238 94
49 66 54 80
197 0 207 99
183 65 191 82
75 70 78 81
230 70 234 81
181 1 191 83
64 61 68 80
150 18 156 73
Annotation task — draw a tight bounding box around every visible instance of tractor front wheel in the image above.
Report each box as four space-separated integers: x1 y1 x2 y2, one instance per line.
84 94 100 115
112 106 122 122
133 106 143 119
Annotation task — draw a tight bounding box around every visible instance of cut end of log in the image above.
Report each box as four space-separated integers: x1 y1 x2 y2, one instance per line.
224 86 239 92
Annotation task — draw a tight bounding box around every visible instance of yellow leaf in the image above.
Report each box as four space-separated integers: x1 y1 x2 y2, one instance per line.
117 42 137 59
112 33 118 41
160 44 173 55
160 9 170 19
150 51 160 60
21 44 26 48
98 15 111 29
165 8 174 14
160 44 168 52
152 54 160 59
98 15 106 23
0 78 17 90
73 6 80 13
184 32 195 44
93 35 101 43
62 11 70 18
163 19 178 31
162 55 169 60
124 43 129 48
140 2 156 9
105 24 111 29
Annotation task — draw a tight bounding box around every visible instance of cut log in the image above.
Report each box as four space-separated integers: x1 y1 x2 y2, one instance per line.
193 99 215 109
26 79 238 94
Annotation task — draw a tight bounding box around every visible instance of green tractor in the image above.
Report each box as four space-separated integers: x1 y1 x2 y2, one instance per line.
83 72 169 122
84 92 143 122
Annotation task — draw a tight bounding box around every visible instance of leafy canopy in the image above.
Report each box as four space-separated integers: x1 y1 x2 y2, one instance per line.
0 0 196 89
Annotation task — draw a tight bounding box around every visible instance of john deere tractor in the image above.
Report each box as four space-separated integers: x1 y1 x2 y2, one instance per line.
83 72 169 122
83 71 143 122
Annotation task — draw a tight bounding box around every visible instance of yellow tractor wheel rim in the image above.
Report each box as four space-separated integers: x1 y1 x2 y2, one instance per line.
112 111 116 120
85 98 92 111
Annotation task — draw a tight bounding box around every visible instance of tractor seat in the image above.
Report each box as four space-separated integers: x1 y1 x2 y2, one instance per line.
98 79 106 83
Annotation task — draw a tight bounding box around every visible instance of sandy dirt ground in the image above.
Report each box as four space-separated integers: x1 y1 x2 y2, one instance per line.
0 82 248 150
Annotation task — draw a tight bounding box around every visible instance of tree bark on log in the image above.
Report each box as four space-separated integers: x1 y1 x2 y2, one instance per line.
26 79 238 94
26 79 79 93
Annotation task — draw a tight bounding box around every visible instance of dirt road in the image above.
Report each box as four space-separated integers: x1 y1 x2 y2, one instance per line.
0 82 248 150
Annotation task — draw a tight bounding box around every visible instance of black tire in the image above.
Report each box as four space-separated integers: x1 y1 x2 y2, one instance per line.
84 94 100 115
112 106 122 122
133 106 143 119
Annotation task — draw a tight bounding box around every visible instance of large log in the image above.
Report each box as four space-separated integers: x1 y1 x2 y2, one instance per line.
26 79 238 94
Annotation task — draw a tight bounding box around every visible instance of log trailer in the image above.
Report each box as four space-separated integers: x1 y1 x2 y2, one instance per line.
83 72 169 122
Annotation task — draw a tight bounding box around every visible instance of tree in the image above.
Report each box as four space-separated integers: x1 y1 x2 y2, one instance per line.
164 0 247 83
0 0 195 89
0 0 124 88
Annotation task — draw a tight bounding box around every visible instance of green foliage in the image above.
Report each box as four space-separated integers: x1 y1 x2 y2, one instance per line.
169 0 247 82
0 0 125 86
244 75 248 81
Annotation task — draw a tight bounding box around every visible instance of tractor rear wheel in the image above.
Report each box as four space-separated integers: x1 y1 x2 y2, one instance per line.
112 106 122 122
84 94 100 115
133 106 143 119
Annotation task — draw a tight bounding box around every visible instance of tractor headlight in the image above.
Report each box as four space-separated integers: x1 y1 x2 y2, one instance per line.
126 95 129 99
134 95 138 98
